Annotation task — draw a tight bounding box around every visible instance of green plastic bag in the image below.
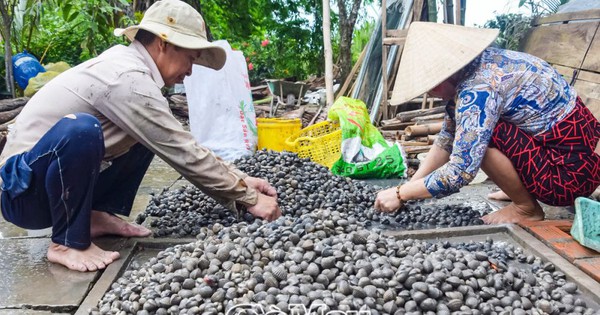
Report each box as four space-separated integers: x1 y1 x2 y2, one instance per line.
328 97 406 179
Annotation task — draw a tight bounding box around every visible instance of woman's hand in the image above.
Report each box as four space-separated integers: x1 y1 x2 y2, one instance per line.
374 187 404 213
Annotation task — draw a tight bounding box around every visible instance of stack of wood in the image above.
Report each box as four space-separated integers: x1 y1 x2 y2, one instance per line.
379 105 445 172
0 97 29 152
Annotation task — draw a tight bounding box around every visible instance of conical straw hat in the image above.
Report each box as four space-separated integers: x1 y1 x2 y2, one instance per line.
390 22 499 105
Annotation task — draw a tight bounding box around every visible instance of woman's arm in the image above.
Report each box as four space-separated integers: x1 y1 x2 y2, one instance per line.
410 144 451 181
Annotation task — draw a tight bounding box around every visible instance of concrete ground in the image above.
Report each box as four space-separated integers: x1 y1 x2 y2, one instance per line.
0 156 584 313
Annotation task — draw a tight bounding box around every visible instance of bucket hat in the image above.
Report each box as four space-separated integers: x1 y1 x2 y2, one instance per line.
114 0 226 70
390 22 499 105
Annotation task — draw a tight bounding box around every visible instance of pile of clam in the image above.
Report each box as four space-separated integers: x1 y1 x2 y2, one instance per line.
138 150 484 237
93 209 598 315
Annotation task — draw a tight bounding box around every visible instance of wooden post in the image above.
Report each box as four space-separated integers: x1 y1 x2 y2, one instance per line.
323 0 334 107
381 0 389 121
455 0 462 25
442 0 447 23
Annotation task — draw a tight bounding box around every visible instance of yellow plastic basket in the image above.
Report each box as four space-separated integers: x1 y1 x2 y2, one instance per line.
285 120 342 168
257 118 302 151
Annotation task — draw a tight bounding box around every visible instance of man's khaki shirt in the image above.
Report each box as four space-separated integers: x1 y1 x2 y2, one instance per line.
0 41 257 210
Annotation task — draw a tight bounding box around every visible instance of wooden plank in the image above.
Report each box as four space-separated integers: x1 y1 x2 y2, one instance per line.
578 70 600 84
585 98 600 121
535 9 600 26
574 71 600 120
552 64 577 83
522 22 599 69
386 29 408 38
582 27 600 73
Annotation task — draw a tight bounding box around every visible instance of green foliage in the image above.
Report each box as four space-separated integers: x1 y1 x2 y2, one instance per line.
483 13 532 51
202 0 328 84
483 0 570 51
351 20 374 63
518 0 570 16
52 0 133 60
2 0 368 85
4 0 133 66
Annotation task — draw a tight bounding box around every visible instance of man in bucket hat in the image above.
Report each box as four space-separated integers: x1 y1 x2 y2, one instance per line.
374 22 600 224
0 0 281 272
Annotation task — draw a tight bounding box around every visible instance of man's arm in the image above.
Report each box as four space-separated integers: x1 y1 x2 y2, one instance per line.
95 72 259 210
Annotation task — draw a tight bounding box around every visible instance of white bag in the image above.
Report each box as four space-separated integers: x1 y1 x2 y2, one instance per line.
184 40 257 161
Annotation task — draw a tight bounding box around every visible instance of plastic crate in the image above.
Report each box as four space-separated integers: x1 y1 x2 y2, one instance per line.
285 120 342 168
571 197 600 252
257 118 302 151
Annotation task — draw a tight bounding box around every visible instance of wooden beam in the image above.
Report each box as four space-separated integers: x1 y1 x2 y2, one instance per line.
535 9 600 26
336 46 367 99
322 0 334 107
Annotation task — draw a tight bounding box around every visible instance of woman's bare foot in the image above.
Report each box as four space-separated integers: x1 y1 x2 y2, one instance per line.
482 202 545 224
487 189 511 201
90 211 151 238
47 242 120 272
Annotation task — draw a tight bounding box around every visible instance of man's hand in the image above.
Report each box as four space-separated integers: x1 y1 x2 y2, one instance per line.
374 187 404 213
247 193 281 221
244 176 277 197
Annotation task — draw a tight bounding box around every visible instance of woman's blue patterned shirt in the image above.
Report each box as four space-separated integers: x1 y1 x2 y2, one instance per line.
424 47 577 197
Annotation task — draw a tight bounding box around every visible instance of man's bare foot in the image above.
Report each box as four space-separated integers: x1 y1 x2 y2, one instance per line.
487 189 511 201
90 211 151 238
482 202 545 224
47 242 120 272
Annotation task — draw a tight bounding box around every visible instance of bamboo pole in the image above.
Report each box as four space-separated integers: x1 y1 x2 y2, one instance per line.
322 0 334 108
396 106 445 122
404 122 443 137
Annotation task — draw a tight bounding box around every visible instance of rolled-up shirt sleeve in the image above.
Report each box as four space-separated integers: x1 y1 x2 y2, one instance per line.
434 101 457 154
94 71 257 210
424 86 501 197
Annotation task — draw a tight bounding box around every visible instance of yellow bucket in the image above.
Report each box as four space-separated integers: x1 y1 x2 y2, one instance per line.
285 121 342 168
257 118 302 151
